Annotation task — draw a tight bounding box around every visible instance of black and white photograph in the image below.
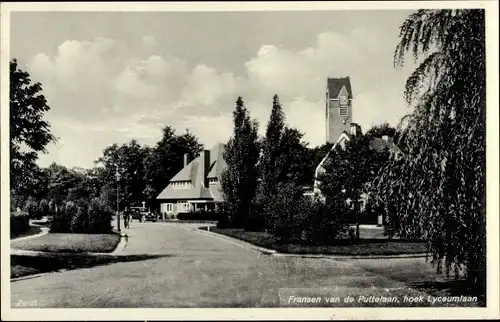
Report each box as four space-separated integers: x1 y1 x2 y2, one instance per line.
1 1 499 320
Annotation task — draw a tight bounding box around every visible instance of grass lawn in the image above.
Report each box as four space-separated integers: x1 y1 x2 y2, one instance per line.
203 227 427 256
10 225 42 240
11 253 167 279
11 233 121 254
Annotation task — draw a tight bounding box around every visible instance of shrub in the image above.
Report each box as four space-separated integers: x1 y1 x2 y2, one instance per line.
38 199 50 219
10 190 23 212
245 202 266 231
23 197 39 219
216 202 232 228
302 196 351 244
11 210 30 237
48 200 57 217
265 183 310 243
163 213 176 220
50 201 76 233
70 199 89 233
87 197 113 233
48 197 113 234
177 210 221 221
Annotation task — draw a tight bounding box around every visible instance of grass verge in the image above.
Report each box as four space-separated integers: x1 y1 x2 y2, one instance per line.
202 227 427 256
157 219 219 224
11 233 121 253
10 225 43 240
11 253 169 279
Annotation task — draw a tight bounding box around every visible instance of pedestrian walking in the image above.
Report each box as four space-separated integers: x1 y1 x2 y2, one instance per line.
124 207 130 229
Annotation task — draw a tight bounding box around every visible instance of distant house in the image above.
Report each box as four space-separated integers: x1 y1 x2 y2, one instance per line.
305 77 403 225
312 126 402 200
310 125 402 226
156 143 226 217
312 123 363 198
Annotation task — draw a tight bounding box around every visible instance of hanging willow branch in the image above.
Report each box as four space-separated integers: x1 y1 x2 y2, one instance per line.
375 9 486 298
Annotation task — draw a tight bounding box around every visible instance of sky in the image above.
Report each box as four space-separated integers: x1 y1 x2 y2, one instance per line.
10 10 418 169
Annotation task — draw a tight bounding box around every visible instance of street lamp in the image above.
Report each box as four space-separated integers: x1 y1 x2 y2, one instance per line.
115 166 122 232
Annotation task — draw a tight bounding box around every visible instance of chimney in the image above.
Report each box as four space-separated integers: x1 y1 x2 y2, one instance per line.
183 154 188 167
203 149 210 187
350 123 358 136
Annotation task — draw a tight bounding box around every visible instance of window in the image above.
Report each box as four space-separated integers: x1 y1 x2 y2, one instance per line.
339 105 348 119
177 200 191 212
208 178 218 184
161 203 173 213
339 95 349 120
339 95 348 106
171 181 191 189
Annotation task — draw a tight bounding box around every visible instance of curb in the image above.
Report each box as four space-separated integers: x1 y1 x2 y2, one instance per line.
10 234 129 282
193 227 277 255
11 273 46 282
194 228 428 260
157 220 219 224
111 229 128 238
10 233 129 258
273 253 428 260
111 234 128 254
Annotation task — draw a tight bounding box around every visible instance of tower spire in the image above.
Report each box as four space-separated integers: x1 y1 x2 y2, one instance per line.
326 77 353 144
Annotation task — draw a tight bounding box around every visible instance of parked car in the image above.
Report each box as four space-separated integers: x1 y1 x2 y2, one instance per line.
129 207 158 222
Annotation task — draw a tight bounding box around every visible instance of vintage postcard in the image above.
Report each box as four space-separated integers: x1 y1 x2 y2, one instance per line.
1 1 499 320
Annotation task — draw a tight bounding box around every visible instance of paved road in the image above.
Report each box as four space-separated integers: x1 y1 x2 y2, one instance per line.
10 222 435 308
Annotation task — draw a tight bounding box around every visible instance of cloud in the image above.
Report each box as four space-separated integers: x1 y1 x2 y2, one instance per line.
181 65 237 106
28 29 412 169
142 35 158 48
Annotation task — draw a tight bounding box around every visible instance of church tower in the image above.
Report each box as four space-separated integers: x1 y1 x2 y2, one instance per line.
326 77 353 143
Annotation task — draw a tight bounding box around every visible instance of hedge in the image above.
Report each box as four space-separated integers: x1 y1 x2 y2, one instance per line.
11 211 30 237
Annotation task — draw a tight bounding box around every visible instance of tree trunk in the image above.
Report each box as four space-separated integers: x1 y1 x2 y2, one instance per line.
356 201 360 239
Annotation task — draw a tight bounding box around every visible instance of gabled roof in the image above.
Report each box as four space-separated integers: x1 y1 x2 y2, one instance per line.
315 131 352 176
156 187 204 200
170 159 199 182
314 129 402 180
156 142 227 201
327 77 353 98
206 142 226 179
208 185 224 202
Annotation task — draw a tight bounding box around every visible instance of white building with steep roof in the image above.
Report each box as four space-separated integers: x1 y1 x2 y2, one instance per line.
156 142 226 216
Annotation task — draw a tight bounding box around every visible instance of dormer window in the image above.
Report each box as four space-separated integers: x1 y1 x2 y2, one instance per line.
208 178 218 184
171 181 191 189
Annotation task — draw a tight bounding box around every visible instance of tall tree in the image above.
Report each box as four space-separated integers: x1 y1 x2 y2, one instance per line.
44 163 91 206
375 9 486 296
256 95 285 221
275 127 311 187
257 95 312 228
10 59 56 203
96 140 151 210
321 135 390 238
364 122 397 139
221 97 260 228
143 126 203 205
